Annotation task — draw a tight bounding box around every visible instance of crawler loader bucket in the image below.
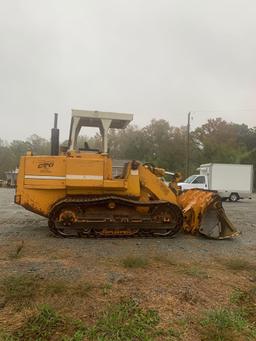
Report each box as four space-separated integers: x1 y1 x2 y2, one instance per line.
178 189 239 239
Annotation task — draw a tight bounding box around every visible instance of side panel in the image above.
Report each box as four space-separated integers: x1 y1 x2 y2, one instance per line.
211 164 253 193
16 156 66 217
24 156 66 189
66 158 104 188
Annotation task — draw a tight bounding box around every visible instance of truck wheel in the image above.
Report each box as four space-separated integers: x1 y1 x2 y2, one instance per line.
229 193 239 202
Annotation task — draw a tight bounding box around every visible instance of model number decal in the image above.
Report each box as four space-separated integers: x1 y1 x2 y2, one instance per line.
37 162 54 169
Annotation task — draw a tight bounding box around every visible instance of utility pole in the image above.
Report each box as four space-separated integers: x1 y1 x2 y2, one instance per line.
186 112 191 178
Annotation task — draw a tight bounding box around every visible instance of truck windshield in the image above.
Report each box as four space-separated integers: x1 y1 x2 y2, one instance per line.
184 175 197 183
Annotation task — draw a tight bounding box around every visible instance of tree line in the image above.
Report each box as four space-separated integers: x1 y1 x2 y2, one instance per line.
1 117 256 186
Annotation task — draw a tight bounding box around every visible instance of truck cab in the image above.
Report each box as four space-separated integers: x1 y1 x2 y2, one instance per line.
178 175 208 191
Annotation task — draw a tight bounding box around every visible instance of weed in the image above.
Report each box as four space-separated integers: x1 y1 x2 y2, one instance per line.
17 305 63 340
167 327 181 339
62 330 86 341
100 283 112 296
199 308 256 341
230 287 256 325
0 274 38 308
224 258 256 272
1 305 87 341
86 299 161 340
230 288 249 304
121 256 148 269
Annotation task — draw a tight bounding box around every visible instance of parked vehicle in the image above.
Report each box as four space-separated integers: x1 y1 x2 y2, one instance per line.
178 163 253 202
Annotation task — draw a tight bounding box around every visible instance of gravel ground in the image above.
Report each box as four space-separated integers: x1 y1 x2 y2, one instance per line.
0 188 255 279
0 188 256 340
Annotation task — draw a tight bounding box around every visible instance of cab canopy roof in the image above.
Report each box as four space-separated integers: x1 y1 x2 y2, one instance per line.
69 110 133 152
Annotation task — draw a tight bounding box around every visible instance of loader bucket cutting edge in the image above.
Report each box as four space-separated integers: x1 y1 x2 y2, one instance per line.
199 204 240 239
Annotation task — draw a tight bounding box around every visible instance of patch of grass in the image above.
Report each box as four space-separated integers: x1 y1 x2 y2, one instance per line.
0 276 94 312
86 299 161 340
121 256 148 269
154 255 178 266
181 266 208 279
0 274 38 308
0 300 179 341
1 305 87 341
224 258 256 272
230 288 249 305
100 283 112 296
62 330 86 341
46 280 67 295
176 264 208 279
15 305 63 340
230 287 256 325
74 282 93 297
199 308 255 341
199 285 256 341
167 327 182 339
0 331 17 341
200 309 248 341
45 280 93 298
176 318 188 328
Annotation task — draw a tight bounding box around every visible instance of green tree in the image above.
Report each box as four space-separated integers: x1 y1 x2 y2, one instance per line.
27 134 50 155
193 118 248 164
0 140 16 179
9 140 31 161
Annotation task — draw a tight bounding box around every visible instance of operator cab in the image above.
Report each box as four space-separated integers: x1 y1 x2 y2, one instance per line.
68 110 133 153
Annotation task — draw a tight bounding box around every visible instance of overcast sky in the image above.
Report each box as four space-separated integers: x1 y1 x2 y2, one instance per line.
0 0 256 142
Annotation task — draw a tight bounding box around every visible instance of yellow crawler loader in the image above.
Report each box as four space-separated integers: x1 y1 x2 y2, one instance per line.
15 110 239 239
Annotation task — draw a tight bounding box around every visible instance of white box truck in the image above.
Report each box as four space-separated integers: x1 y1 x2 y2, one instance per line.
178 163 253 202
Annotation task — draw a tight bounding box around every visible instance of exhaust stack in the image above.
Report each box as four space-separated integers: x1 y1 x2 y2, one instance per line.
51 113 59 156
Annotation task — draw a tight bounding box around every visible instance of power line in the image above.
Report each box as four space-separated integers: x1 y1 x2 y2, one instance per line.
190 109 256 113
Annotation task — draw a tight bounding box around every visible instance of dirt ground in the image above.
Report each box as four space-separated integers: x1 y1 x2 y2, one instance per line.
0 188 256 340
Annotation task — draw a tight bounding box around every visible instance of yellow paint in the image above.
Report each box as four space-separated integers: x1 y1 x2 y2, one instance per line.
16 152 237 239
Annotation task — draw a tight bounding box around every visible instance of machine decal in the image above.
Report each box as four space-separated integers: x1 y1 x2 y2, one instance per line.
37 161 54 169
